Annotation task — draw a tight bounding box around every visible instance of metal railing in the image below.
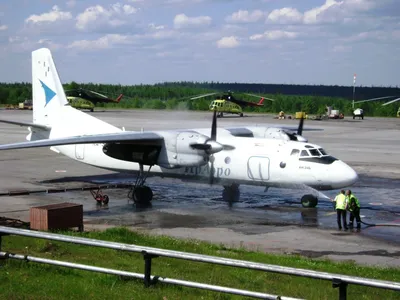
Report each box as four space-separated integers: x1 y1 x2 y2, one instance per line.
0 226 399 300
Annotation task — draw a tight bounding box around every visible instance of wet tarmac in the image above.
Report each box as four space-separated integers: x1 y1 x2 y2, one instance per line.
31 172 399 241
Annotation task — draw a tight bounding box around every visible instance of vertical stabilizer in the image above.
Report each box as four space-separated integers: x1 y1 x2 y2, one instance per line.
32 48 68 126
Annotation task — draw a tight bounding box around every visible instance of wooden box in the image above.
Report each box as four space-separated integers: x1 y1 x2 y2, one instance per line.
30 202 83 231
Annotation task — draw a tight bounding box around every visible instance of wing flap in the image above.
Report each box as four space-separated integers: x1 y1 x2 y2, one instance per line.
0 131 164 151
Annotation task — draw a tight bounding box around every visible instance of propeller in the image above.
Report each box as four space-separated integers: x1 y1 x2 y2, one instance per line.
189 109 235 184
297 115 304 136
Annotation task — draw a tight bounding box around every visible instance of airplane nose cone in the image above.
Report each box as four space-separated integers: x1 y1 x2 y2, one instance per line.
332 160 358 188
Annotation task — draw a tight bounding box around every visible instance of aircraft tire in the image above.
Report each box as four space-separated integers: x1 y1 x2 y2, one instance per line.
133 186 153 204
301 194 318 208
222 186 240 203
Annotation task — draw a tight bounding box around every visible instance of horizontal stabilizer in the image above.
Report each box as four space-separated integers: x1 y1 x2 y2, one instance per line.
0 119 50 130
0 131 164 151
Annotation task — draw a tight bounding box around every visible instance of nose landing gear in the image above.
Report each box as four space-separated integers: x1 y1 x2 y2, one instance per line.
301 194 318 208
222 183 240 206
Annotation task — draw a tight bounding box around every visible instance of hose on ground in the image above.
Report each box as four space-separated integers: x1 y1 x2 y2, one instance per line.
361 220 400 227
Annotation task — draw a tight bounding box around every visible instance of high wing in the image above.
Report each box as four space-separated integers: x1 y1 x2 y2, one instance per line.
0 131 164 151
0 119 51 130
226 126 322 137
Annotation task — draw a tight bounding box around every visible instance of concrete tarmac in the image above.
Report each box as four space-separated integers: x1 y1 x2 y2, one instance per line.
0 109 399 267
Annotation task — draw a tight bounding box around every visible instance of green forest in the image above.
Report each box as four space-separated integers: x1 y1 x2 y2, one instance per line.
0 81 399 117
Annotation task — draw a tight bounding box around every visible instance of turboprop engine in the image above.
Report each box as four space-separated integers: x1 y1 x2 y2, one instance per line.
103 109 234 170
157 131 224 169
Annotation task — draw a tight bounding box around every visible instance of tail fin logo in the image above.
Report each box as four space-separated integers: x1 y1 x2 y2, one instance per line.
39 79 56 107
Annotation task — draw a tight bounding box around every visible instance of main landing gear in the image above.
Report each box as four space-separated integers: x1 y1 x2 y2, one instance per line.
128 164 154 207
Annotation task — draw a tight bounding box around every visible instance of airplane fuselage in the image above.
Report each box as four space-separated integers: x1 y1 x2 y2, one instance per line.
48 107 357 191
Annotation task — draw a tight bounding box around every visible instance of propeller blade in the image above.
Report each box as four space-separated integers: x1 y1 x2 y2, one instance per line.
211 109 217 141
209 157 215 185
244 93 275 101
297 116 304 136
189 93 218 100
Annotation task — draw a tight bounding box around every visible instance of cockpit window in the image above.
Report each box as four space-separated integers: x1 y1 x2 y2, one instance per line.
300 150 309 157
309 149 320 156
291 149 300 156
318 148 327 155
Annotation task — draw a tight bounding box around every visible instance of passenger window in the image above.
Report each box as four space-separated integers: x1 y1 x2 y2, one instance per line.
300 150 309 157
290 149 300 156
309 149 320 156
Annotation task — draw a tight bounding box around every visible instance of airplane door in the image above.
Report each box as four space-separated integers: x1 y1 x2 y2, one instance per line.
75 144 85 160
247 156 270 181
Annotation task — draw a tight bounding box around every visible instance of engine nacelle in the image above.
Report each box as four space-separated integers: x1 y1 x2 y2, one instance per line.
243 126 307 142
157 131 210 169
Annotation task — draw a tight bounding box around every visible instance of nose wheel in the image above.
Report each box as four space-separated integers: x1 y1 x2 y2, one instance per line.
222 184 240 206
301 194 318 208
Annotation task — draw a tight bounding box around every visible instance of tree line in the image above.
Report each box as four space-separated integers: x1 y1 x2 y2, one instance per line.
0 81 398 117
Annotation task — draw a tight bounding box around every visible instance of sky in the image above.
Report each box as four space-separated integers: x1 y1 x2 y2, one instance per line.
0 0 399 86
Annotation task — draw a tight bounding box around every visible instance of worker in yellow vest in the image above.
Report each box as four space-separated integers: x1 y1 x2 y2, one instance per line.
346 190 361 230
331 190 348 230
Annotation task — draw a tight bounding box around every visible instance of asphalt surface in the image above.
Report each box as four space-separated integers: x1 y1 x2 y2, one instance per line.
0 109 399 267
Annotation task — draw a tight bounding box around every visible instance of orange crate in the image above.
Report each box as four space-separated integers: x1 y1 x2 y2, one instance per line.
30 202 83 231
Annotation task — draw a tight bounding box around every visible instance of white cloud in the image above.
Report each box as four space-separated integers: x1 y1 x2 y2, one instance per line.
0 25 7 31
225 10 265 23
76 3 139 31
250 30 298 41
216 36 239 48
265 0 383 26
148 23 165 30
173 13 212 29
25 5 72 24
303 0 342 24
68 34 133 50
267 7 303 24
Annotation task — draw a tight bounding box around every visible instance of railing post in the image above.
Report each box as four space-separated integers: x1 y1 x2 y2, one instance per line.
332 278 348 300
141 251 158 287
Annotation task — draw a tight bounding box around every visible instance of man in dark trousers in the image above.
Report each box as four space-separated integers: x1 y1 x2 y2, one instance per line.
331 190 348 230
346 189 361 230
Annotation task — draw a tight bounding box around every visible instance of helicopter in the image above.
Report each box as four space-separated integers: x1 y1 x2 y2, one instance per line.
64 88 123 112
188 91 275 117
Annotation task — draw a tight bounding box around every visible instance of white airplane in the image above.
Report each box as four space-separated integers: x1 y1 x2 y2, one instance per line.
0 48 358 208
